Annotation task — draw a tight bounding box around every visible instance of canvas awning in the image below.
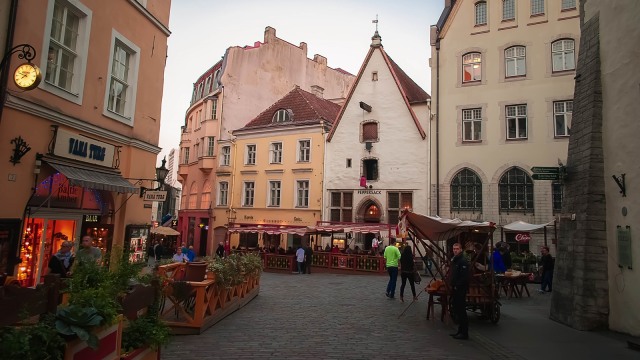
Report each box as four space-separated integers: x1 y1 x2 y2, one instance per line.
43 156 138 194
502 220 555 232
402 211 495 242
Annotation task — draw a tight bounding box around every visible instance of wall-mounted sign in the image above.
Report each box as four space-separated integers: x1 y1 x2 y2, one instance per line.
53 129 115 167
357 190 382 195
143 191 167 202
515 233 531 243
171 220 178 228
83 215 101 223
143 204 152 208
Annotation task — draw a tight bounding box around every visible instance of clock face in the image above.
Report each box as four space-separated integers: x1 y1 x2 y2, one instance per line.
14 63 42 90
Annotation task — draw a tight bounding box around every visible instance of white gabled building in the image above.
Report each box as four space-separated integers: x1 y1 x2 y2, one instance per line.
323 31 431 250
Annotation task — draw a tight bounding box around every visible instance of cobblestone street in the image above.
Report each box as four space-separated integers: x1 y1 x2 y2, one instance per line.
162 272 638 359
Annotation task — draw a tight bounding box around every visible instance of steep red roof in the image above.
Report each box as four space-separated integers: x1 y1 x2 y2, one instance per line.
240 87 341 130
386 55 430 103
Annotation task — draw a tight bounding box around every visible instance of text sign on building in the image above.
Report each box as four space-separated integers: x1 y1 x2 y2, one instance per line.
531 167 560 174
515 233 531 243
532 173 560 181
53 129 116 167
143 191 167 202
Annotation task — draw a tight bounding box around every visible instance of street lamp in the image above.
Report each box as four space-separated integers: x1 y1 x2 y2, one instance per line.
139 157 169 197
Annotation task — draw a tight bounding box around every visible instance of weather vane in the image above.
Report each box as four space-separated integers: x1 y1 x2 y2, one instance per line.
372 14 379 32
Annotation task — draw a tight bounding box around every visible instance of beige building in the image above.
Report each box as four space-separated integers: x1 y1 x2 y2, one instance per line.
228 87 339 250
0 0 171 285
430 0 580 251
177 27 354 256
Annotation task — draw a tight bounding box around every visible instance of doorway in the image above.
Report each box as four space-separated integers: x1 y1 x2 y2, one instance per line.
199 218 209 256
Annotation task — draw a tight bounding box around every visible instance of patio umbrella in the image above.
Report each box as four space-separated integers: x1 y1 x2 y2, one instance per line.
150 226 180 236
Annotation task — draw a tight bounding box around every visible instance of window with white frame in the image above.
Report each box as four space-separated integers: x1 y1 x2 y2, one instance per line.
499 167 534 211
506 105 528 140
243 182 254 207
561 0 576 10
475 1 487 25
206 137 215 156
296 180 309 208
505 46 526 77
182 147 190 164
105 32 140 123
218 182 228 206
272 109 291 123
462 53 482 83
221 146 230 166
554 101 572 137
503 0 515 20
268 181 281 207
552 39 575 72
298 140 310 162
195 139 201 158
462 108 482 141
245 144 256 165
531 0 544 15
211 98 218 120
270 142 282 163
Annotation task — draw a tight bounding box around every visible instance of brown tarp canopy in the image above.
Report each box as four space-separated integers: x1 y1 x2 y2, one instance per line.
403 211 495 242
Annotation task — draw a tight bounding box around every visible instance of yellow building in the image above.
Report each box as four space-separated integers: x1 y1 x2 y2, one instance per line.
227 87 339 250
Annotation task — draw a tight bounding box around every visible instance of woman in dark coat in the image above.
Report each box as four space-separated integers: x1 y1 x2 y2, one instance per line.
399 246 417 302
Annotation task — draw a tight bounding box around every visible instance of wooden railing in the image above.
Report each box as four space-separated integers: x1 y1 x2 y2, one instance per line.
263 253 386 274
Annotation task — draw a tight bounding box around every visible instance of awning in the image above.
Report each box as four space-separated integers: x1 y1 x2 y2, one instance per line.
43 156 138 194
502 220 555 232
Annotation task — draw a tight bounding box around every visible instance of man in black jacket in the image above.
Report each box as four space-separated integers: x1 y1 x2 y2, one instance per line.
450 242 470 340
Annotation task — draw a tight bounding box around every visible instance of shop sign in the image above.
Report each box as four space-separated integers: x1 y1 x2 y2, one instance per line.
143 204 152 208
171 220 178 228
83 215 101 223
53 129 116 167
515 233 531 243
143 191 167 202
357 190 382 195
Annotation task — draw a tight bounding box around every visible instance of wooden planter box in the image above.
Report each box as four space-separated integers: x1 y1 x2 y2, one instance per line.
64 315 123 360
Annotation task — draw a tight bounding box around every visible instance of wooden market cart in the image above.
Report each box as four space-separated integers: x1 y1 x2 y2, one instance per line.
399 210 501 323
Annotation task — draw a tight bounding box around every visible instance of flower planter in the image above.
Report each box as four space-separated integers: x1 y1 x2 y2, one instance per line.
206 271 215 280
120 345 159 360
64 315 123 360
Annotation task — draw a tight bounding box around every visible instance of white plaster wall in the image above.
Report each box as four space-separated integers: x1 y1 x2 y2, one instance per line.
583 0 640 337
430 0 579 227
325 48 429 222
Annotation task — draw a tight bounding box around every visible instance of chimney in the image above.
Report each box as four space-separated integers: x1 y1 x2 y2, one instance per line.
299 42 307 56
311 85 324 98
264 26 276 43
313 54 327 66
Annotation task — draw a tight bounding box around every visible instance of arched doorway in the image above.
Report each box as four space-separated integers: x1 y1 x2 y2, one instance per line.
357 199 382 250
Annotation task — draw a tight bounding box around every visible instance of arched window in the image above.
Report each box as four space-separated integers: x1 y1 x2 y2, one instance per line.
475 1 487 25
451 168 482 211
201 180 211 209
502 0 515 20
505 46 526 77
272 109 292 123
188 182 198 209
499 167 534 211
551 39 575 72
462 52 482 82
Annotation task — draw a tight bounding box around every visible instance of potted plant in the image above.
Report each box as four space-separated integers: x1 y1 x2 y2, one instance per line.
0 314 66 360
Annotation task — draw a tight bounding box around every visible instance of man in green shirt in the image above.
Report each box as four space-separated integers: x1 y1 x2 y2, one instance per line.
384 238 401 299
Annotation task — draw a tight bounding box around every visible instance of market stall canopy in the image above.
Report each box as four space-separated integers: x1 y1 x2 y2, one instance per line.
150 226 180 236
402 211 495 242
502 220 555 232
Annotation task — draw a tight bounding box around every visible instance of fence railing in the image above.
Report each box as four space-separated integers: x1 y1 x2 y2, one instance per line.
262 253 386 274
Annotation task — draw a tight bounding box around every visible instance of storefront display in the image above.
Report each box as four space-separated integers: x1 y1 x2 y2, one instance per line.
124 225 150 263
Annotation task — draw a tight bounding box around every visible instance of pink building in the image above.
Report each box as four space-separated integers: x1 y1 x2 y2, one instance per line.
177 26 355 256
0 0 171 285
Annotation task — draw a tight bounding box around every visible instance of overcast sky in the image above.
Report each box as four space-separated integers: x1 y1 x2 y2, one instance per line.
158 0 444 163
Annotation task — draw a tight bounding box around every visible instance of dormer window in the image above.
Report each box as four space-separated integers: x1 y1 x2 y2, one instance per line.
273 109 292 123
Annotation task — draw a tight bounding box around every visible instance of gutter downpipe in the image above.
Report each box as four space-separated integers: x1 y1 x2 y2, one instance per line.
0 0 19 125
435 38 440 216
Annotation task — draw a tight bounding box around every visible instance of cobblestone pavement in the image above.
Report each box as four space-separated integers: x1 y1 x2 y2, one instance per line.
162 272 491 359
162 272 640 359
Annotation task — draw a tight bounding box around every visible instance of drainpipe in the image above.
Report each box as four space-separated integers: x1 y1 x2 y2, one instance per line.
435 41 441 216
0 0 19 125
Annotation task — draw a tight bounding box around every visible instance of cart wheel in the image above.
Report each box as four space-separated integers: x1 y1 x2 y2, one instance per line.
489 302 501 324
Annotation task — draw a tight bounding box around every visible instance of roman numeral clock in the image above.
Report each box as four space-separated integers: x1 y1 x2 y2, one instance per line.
14 62 42 90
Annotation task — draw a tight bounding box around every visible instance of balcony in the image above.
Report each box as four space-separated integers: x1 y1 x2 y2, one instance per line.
199 156 216 172
180 132 191 143
178 162 190 180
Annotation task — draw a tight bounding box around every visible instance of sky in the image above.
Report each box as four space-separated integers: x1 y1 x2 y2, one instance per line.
158 0 444 163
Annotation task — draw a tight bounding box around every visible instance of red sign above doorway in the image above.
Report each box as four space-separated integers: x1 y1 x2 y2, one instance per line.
515 233 531 243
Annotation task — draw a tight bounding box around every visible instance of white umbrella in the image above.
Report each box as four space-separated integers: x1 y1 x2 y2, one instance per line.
150 226 180 236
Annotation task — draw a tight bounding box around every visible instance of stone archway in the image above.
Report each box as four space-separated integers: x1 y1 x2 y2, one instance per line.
355 197 383 251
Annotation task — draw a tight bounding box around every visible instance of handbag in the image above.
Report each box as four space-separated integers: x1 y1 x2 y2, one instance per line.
413 270 422 284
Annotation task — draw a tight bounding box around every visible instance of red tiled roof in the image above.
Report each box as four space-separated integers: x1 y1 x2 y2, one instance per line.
240 87 341 130
194 60 222 86
386 55 430 103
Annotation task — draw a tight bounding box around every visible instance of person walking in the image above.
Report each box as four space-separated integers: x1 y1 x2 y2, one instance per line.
304 244 313 274
450 242 470 340
539 246 554 293
399 245 417 303
216 242 225 258
384 238 401 299
372 235 380 256
295 245 305 274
